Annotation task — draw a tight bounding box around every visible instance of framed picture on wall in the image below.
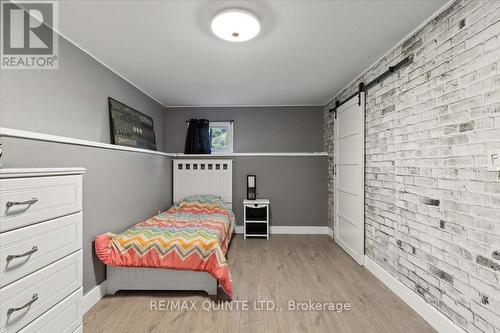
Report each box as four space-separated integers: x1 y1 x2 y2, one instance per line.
108 97 157 151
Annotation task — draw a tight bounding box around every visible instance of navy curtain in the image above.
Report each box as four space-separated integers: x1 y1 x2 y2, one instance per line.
184 119 211 154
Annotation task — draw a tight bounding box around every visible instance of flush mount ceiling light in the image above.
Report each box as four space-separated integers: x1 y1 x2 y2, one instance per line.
211 9 260 42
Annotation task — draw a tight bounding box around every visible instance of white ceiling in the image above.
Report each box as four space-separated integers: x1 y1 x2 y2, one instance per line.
57 0 447 107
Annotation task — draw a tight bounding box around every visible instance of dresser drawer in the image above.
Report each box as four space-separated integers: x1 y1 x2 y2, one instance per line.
0 175 82 232
0 213 82 287
0 251 82 333
18 288 82 333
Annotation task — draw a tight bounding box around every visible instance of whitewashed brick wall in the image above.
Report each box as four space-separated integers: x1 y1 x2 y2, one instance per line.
324 1 500 331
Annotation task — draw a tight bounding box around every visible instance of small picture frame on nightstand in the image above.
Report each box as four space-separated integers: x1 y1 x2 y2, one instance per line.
243 199 270 239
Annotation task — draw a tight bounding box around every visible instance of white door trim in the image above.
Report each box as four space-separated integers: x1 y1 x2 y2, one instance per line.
334 92 365 265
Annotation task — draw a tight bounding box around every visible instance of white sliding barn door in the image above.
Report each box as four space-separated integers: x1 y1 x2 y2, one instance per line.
334 92 365 265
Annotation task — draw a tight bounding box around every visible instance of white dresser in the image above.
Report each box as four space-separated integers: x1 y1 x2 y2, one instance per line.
0 168 85 333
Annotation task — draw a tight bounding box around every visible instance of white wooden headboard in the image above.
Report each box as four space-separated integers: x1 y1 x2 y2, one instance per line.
173 159 233 204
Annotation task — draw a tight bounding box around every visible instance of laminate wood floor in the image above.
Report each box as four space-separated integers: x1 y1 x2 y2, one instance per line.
84 235 436 333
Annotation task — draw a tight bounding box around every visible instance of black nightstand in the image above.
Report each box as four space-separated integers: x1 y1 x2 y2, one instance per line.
243 199 270 239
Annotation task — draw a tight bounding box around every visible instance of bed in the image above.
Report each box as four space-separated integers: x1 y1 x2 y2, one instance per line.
94 159 234 298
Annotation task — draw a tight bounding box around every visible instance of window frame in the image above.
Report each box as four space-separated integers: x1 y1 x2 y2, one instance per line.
209 121 233 153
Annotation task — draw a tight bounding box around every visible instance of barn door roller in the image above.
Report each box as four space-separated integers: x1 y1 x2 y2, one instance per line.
329 55 412 114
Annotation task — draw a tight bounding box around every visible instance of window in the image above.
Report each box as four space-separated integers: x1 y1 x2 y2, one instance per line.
209 121 233 153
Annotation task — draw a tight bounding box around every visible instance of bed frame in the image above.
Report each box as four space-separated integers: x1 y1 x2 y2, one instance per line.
106 159 233 296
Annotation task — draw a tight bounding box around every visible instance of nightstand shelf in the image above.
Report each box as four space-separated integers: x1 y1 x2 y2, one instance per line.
243 199 270 239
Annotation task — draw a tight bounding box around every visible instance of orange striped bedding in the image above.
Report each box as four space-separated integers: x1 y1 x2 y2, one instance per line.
95 195 234 298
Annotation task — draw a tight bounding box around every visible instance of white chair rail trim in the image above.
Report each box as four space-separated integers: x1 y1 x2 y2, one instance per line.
0 127 327 157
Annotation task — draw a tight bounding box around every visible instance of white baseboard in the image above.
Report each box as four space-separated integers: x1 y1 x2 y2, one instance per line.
235 226 329 234
271 226 329 234
83 280 107 314
364 256 465 333
327 226 333 239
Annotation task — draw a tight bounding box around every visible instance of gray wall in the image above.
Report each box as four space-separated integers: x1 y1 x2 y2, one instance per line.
0 36 166 151
177 156 328 227
233 157 327 226
167 106 328 227
0 34 171 294
163 106 324 153
324 1 500 331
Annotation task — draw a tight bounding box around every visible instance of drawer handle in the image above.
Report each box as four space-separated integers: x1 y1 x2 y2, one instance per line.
6 198 38 208
249 205 265 208
7 293 38 315
6 246 38 262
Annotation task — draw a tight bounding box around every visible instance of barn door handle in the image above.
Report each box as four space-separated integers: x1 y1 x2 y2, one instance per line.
7 293 39 315
6 198 38 208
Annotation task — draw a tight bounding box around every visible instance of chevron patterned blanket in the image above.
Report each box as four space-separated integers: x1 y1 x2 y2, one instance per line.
95 196 234 298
